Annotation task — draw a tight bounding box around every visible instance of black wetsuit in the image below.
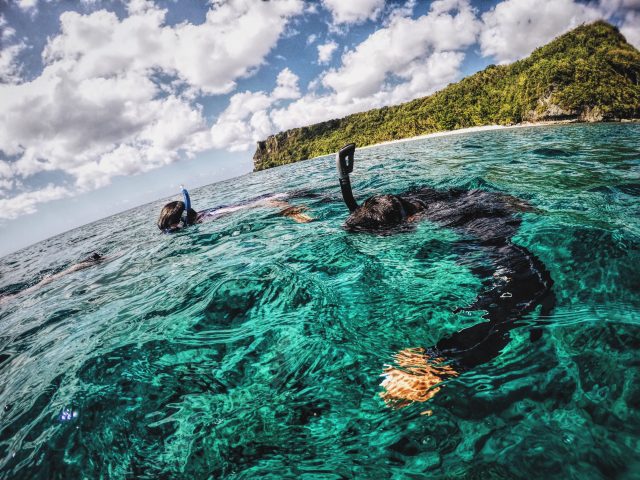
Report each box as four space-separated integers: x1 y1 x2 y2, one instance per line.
347 187 555 370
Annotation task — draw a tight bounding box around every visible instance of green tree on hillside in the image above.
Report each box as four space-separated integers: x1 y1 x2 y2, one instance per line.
254 22 640 171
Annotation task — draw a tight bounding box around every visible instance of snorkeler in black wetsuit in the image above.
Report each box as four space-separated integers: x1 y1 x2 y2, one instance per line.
336 143 555 395
157 186 313 232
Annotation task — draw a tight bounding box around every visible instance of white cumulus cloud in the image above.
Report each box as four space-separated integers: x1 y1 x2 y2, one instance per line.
0 42 26 84
16 0 38 12
210 68 301 151
598 0 640 16
215 0 480 150
43 0 303 95
480 0 602 63
272 68 301 100
620 10 640 48
317 40 338 64
321 0 479 104
321 0 384 25
1 14 17 41
0 0 303 218
0 184 70 219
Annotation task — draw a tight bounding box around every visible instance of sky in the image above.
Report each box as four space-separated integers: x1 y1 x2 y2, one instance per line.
0 0 638 256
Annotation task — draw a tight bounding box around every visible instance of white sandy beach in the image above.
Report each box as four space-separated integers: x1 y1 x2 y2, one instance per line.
354 119 587 152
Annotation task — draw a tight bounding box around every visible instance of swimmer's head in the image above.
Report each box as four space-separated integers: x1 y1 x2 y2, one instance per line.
344 194 408 232
157 201 197 231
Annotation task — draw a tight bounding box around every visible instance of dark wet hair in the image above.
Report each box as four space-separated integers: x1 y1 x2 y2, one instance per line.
88 252 102 262
344 194 408 232
157 201 197 230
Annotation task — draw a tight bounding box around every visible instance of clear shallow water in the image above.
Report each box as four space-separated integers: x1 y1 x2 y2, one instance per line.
0 123 639 479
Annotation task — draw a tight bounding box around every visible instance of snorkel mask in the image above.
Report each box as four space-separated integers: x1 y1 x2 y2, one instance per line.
180 185 191 227
336 143 359 212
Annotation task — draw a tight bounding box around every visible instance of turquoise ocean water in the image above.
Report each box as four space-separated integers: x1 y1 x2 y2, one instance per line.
0 123 639 479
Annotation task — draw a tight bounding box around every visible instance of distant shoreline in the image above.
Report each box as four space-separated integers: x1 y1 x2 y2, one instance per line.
354 119 640 153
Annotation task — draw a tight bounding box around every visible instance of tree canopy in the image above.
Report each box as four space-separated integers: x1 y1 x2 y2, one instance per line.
253 21 640 171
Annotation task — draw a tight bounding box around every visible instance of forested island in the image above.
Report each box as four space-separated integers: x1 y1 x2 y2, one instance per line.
253 21 640 171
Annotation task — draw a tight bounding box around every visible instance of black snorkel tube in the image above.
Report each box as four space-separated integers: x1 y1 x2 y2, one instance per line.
336 143 359 212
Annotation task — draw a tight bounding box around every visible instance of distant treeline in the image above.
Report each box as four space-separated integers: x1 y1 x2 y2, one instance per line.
253 21 640 171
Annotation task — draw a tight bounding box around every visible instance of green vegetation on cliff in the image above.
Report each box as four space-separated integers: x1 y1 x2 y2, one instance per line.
253 21 640 171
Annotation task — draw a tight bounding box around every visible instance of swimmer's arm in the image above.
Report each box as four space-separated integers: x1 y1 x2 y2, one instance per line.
14 255 105 297
21 264 81 294
197 194 316 224
265 200 313 223
196 201 297 223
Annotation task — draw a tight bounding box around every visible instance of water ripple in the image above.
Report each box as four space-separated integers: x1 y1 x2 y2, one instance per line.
0 124 639 479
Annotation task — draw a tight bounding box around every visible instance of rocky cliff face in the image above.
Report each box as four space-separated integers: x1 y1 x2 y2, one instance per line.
253 121 339 171
253 21 640 171
521 92 615 123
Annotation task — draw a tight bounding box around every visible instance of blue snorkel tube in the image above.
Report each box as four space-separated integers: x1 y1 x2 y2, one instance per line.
180 185 191 227
336 143 359 213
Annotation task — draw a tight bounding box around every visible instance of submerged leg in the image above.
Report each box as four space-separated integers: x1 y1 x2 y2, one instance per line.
437 242 554 369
